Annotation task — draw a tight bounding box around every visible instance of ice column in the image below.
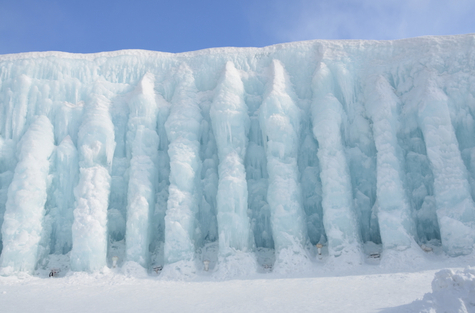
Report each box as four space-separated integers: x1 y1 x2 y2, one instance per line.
210 62 253 255
2 75 32 142
311 63 361 260
364 75 416 250
259 60 309 269
164 64 202 264
70 92 116 271
52 136 79 254
0 138 16 255
416 74 475 255
0 116 54 273
149 93 171 267
125 73 159 267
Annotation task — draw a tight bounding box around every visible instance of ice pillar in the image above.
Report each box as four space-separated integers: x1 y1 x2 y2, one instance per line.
416 74 475 255
364 75 416 250
125 73 159 267
210 62 253 256
164 64 202 264
0 116 54 273
311 63 361 261
52 136 79 254
70 92 116 272
259 60 309 269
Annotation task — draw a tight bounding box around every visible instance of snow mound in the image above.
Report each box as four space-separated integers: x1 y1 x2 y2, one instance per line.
404 267 475 313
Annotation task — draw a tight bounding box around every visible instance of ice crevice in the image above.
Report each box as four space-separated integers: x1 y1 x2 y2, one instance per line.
0 34 475 277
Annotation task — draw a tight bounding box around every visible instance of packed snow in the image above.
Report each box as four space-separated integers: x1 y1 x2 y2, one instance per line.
394 267 475 313
0 34 475 311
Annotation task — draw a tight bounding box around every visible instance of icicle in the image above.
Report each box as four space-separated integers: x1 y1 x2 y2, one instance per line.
70 92 116 272
163 63 202 266
0 116 54 273
416 73 475 256
259 60 310 272
125 73 159 268
211 62 253 253
52 136 79 254
210 61 256 275
364 75 417 251
311 63 362 263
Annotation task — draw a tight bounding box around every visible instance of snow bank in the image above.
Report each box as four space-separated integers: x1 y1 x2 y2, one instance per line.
403 267 475 313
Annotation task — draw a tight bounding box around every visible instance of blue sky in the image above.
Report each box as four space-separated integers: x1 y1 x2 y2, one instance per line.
1 0 474 54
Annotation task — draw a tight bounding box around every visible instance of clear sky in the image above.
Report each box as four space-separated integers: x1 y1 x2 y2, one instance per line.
1 0 474 54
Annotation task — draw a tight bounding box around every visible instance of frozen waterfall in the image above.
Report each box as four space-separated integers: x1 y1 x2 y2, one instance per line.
1 34 475 276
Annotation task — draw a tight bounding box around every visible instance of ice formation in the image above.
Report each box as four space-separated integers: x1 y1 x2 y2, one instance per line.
0 34 475 276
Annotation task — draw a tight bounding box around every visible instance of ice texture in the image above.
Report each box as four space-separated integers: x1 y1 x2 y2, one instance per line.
415 73 475 256
164 64 203 265
211 62 253 255
0 34 475 275
0 116 54 273
125 73 159 267
311 63 362 260
70 92 115 272
364 75 416 251
259 60 310 269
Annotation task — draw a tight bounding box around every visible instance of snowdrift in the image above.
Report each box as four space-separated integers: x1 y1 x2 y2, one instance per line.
397 267 475 313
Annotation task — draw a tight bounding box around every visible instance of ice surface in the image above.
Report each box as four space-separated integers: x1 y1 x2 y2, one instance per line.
125 72 159 267
364 75 416 251
1 34 475 276
211 61 255 272
70 92 115 272
414 73 475 256
311 63 362 261
164 63 203 265
259 60 310 270
0 116 54 273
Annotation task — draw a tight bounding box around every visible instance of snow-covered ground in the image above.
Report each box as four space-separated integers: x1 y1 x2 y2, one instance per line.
1 254 475 313
0 269 435 313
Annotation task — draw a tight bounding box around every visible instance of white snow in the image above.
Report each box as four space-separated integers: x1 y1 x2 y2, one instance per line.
1 257 474 313
399 267 475 313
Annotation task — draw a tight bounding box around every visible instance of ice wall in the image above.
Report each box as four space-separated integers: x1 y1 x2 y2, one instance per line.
0 34 475 275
